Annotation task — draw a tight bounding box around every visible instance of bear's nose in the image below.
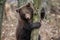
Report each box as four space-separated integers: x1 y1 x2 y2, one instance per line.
26 14 31 19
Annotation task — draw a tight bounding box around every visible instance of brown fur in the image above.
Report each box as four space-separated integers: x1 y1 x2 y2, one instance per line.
16 3 34 40
16 3 40 40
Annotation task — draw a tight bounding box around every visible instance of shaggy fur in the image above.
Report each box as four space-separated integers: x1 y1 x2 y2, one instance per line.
16 3 40 40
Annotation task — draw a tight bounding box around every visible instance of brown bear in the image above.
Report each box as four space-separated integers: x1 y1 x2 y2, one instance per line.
16 3 41 40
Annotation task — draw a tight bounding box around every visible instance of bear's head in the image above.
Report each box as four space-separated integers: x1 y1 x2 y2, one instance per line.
16 3 34 21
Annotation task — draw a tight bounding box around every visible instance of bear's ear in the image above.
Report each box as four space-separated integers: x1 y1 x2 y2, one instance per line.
26 3 31 7
16 10 19 12
16 9 21 13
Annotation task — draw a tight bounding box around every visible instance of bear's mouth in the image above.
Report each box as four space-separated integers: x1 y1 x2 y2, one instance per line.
25 14 31 19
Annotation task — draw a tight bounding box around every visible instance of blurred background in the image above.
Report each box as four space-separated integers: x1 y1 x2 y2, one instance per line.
0 0 60 40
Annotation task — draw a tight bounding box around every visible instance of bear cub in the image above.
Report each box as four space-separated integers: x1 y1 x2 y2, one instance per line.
16 3 41 40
